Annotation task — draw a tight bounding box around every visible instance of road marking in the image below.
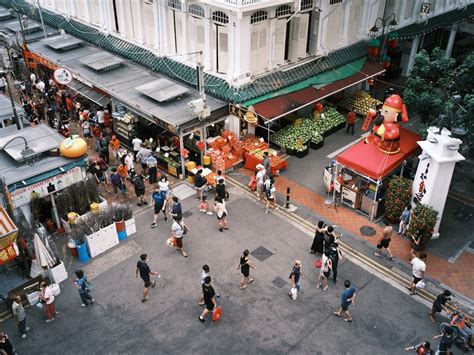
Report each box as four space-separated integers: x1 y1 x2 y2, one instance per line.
326 132 370 159
83 241 142 280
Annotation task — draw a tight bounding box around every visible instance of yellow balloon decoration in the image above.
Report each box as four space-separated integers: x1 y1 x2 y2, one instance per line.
59 135 88 158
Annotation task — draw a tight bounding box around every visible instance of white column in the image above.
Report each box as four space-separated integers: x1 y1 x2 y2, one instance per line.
402 34 420 76
136 0 145 44
157 0 169 54
398 0 407 26
152 0 161 53
339 0 352 46
445 25 458 58
99 0 109 33
227 20 236 81
317 0 329 55
83 0 91 23
117 0 126 35
268 17 276 69
358 0 370 39
203 11 212 70
411 127 465 238
181 9 188 56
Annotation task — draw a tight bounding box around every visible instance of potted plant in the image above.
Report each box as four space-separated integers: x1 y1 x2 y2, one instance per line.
407 204 438 250
367 38 381 58
385 177 412 223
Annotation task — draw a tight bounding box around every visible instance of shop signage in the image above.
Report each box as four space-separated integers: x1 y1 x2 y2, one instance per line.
229 104 260 124
25 51 57 71
10 166 84 208
54 67 73 85
323 168 333 192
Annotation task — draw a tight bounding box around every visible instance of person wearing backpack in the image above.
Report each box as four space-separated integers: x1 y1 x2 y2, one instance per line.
131 172 147 206
110 168 123 199
150 187 168 228
74 270 95 307
265 177 276 214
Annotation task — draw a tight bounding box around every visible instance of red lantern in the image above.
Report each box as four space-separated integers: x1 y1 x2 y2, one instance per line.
314 102 323 113
367 78 375 86
387 39 399 49
196 140 205 151
180 148 189 158
368 47 380 58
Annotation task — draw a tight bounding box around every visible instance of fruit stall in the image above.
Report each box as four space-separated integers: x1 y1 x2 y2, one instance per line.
337 91 382 116
270 106 346 157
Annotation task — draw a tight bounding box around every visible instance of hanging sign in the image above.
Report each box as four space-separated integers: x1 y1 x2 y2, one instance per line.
9 166 84 208
420 3 431 14
229 104 262 123
54 67 73 85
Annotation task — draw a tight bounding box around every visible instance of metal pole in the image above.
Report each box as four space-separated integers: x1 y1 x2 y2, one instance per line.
16 13 28 50
370 180 379 222
5 71 22 130
35 0 48 39
179 130 186 181
285 187 290 209
50 193 60 229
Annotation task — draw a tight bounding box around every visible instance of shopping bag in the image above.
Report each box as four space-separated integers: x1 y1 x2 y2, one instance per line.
290 287 298 300
415 280 425 289
50 283 61 296
166 237 177 247
212 306 222 322
314 259 322 269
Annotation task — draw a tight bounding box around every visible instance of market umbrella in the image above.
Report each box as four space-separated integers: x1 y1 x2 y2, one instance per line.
33 233 55 268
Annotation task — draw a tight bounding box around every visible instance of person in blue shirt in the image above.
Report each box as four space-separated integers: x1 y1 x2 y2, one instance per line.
150 187 168 228
333 280 356 322
74 270 94 307
398 205 412 236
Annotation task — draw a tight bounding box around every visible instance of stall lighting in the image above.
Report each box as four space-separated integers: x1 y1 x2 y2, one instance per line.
369 25 379 37
389 19 398 31
59 167 65 172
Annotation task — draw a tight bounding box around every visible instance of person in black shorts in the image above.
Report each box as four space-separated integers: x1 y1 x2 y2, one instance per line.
135 254 159 302
150 188 168 228
237 249 256 290
199 276 217 323
0 331 15 355
429 290 451 324
131 172 147 207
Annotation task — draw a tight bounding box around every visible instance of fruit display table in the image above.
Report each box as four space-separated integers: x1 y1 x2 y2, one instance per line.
244 149 288 174
338 92 382 116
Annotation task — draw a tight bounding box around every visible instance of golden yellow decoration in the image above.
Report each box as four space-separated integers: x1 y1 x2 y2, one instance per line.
59 135 88 158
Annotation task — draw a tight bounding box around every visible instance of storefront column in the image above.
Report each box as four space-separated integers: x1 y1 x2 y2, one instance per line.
445 25 458 58
152 0 161 53
179 131 186 180
200 126 206 162
50 194 60 229
402 34 420 77
203 10 212 70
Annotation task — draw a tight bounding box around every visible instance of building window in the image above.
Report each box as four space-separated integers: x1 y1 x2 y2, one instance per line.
212 11 229 24
329 0 343 5
189 4 205 18
250 11 268 24
301 0 314 11
276 5 293 18
168 0 181 10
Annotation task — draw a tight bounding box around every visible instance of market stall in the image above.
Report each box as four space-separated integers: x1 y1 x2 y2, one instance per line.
332 127 421 220
338 91 382 116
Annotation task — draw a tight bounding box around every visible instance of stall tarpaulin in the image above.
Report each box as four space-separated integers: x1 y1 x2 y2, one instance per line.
336 128 421 180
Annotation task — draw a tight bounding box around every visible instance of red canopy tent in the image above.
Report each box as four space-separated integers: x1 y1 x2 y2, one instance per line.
336 127 421 181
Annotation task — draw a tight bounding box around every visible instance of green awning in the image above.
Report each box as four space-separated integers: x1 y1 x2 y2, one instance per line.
244 57 366 107
395 4 474 40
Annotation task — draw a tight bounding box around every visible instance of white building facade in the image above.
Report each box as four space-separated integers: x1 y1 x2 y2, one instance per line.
35 0 469 86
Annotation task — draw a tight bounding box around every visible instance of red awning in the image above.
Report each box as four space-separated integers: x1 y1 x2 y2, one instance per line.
336 127 421 180
253 60 385 120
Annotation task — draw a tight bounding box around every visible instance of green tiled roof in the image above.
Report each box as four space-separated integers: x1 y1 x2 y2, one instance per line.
395 4 474 40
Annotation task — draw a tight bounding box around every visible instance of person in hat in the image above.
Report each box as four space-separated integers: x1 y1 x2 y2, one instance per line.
366 94 409 154
256 164 266 202
429 290 452 324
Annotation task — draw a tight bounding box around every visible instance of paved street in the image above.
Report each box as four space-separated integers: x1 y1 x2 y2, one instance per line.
2 187 448 354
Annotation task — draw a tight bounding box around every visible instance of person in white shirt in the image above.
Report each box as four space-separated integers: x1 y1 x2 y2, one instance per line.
30 72 36 85
48 78 55 88
96 107 105 127
36 80 45 93
132 137 143 159
199 265 210 305
256 164 266 202
265 177 276 214
409 251 427 295
125 152 135 172
39 282 57 323
214 196 228 232
171 218 187 257
158 175 170 197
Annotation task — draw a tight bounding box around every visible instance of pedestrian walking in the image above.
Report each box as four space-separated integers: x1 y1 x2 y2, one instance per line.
151 188 168 228
125 151 135 172
398 205 412 236
199 265 210 305
39 282 57 323
317 250 332 291
117 162 128 192
135 254 159 303
110 168 123 199
158 175 170 198
310 221 326 254
264 177 276 214
146 154 158 184
74 270 95 307
137 146 152 178
131 136 143 160
432 327 454 354
237 249 256 290
171 218 188 257
324 226 338 253
256 164 266 202
199 187 213 215
404 341 434 354
374 221 394 260
346 110 356 135
194 169 207 200
409 252 427 296
0 331 16 355
169 196 183 221
333 280 357 322
199 276 217 323
214 197 228 232
109 135 121 164
329 242 343 283
263 151 271 178
215 179 226 201
429 290 452 324
11 296 29 339
288 260 304 300
131 172 147 206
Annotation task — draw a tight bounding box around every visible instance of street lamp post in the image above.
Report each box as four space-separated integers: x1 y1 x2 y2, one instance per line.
369 13 398 62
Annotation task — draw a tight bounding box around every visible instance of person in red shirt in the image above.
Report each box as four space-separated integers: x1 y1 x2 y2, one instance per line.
346 111 356 136
65 95 75 119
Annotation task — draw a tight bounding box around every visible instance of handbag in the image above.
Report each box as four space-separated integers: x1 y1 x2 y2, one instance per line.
166 237 177 247
314 259 322 269
290 287 298 300
212 306 222 322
